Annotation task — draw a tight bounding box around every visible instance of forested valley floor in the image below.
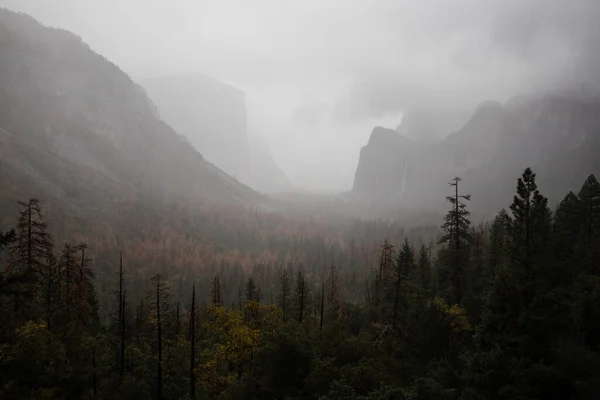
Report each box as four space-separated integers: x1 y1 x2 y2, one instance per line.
1 168 600 400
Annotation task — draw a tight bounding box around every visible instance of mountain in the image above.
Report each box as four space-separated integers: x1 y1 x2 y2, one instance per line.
140 74 293 193
396 106 470 142
141 74 250 179
351 93 600 215
0 9 269 216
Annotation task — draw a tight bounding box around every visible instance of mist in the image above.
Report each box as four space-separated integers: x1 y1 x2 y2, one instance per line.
4 0 600 191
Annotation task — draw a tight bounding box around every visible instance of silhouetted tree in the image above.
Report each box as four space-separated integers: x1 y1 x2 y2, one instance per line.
278 267 291 323
439 177 472 304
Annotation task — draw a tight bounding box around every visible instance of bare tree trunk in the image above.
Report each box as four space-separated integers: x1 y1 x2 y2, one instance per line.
176 302 180 337
298 272 304 324
393 262 401 330
118 251 125 385
319 281 325 331
92 346 97 400
190 285 196 399
156 276 163 400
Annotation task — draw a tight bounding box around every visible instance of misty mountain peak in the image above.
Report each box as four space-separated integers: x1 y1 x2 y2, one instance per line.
368 126 411 146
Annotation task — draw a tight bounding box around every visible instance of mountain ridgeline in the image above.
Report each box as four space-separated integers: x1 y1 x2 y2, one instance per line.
0 9 270 216
352 95 600 215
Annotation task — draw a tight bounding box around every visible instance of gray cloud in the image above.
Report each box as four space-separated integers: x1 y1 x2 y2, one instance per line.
3 0 599 191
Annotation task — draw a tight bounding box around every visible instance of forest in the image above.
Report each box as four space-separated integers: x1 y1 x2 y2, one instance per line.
1 167 599 400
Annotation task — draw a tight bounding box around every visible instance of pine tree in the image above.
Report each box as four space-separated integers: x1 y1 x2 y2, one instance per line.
75 243 97 326
148 274 170 400
467 168 567 399
487 209 509 278
376 239 395 306
417 244 431 298
293 270 309 324
319 279 325 331
278 267 291 323
553 192 582 268
189 285 197 399
57 243 78 319
508 167 552 298
326 263 339 305
439 177 472 304
393 239 414 330
209 275 222 306
111 251 127 386
245 277 259 302
6 199 54 319
578 174 600 271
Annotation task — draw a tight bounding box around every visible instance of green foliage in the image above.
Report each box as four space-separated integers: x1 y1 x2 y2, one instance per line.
2 171 600 399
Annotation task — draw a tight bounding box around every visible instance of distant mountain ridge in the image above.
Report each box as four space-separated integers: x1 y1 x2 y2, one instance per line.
141 74 293 194
0 9 270 215
351 93 600 215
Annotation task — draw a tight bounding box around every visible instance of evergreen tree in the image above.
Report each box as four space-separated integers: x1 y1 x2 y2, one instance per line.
76 243 97 326
6 199 54 320
116 252 127 386
487 208 509 278
417 244 431 298
467 168 571 399
148 274 170 400
278 267 291 323
393 238 414 331
189 285 197 399
553 192 582 269
577 174 600 270
439 177 472 304
210 276 222 306
246 277 259 302
0 228 15 250
293 269 309 324
376 239 395 307
57 243 78 321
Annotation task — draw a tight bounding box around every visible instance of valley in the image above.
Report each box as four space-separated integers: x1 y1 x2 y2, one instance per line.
1 5 600 400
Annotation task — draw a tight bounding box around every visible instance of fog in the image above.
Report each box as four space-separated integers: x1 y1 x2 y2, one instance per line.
4 0 600 192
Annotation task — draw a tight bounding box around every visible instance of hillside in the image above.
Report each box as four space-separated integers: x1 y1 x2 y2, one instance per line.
0 9 269 217
351 93 600 215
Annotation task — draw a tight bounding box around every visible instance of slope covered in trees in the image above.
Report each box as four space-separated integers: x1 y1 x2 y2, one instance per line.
2 168 599 399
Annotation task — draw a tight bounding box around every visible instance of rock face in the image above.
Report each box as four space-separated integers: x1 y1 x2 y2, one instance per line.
140 75 293 193
351 94 600 215
0 9 268 212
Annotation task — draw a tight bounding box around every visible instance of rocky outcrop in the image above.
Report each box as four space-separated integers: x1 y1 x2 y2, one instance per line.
351 94 600 215
352 127 415 199
140 74 292 194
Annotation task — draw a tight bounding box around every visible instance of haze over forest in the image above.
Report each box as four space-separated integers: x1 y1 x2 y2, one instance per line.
1 2 600 399
5 0 600 191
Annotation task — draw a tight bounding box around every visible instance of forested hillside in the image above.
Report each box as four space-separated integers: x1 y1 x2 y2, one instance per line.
2 168 599 399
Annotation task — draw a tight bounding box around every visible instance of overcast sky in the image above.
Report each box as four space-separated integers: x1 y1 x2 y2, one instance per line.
3 0 599 191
